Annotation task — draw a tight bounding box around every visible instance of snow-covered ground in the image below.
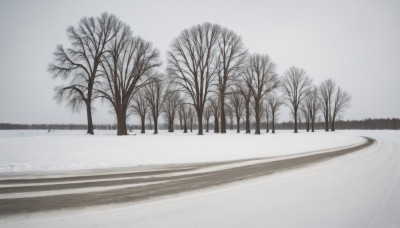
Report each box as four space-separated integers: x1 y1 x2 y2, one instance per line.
0 130 364 175
1 130 399 227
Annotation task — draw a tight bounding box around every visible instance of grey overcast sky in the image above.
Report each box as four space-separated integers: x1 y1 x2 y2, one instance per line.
0 0 399 124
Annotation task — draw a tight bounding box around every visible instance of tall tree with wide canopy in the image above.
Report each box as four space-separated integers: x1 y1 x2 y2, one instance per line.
49 12 117 134
168 23 220 135
98 20 160 135
241 54 279 134
215 27 246 133
281 66 313 133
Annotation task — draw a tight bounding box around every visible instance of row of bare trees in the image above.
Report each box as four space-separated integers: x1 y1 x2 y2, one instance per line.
50 13 351 135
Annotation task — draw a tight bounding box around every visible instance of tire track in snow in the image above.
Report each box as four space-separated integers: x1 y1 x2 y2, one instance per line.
0 137 374 216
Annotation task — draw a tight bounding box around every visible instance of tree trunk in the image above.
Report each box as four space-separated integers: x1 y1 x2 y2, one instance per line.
245 101 250 134
311 116 315 132
183 119 188 133
214 115 219 133
197 112 203 135
306 116 310 132
190 119 193 132
230 116 233 130
179 115 182 130
140 115 145 134
86 101 94 135
117 113 128 135
153 115 158 134
255 101 260 134
294 108 298 133
266 112 269 133
220 96 226 134
168 116 174 132
236 116 240 133
272 114 275 134
206 117 209 132
331 116 336 131
324 111 329 131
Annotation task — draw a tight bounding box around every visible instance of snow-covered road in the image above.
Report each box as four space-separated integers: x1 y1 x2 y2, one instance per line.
0 130 399 227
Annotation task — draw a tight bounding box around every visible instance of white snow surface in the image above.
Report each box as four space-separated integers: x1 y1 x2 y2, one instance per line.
0 130 365 174
0 130 399 227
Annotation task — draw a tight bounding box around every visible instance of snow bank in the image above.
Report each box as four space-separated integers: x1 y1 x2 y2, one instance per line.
0 130 364 174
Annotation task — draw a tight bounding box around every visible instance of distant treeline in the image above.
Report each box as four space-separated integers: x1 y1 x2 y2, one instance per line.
1 118 399 131
275 118 399 130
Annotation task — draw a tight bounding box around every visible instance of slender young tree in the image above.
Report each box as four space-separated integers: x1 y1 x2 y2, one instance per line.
238 82 252 134
241 54 279 134
177 103 184 130
331 87 351 131
179 104 190 133
228 91 244 133
49 13 117 134
281 66 313 133
216 27 247 133
168 23 220 135
98 21 161 135
300 103 310 132
209 96 221 133
144 73 166 134
265 102 270 133
163 89 181 132
227 106 234 131
188 106 196 132
204 105 212 132
267 94 282 134
305 87 320 132
131 89 148 134
319 79 336 131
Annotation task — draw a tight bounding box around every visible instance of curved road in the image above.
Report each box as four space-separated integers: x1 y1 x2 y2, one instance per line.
0 137 375 216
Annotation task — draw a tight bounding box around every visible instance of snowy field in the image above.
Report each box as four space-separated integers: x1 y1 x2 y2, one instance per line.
0 129 364 175
1 130 399 227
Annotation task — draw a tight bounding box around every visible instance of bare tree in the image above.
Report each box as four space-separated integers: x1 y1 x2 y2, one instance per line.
209 96 220 133
319 79 336 131
300 103 310 132
265 101 270 133
163 89 181 132
228 91 244 133
179 104 190 133
241 54 279 134
216 27 247 133
238 82 252 133
227 106 234 131
267 94 282 134
177 103 184 130
282 66 313 133
188 106 196 132
168 23 220 135
305 87 320 132
144 73 165 134
203 104 212 132
98 21 161 135
130 89 147 134
331 87 351 131
49 13 116 134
